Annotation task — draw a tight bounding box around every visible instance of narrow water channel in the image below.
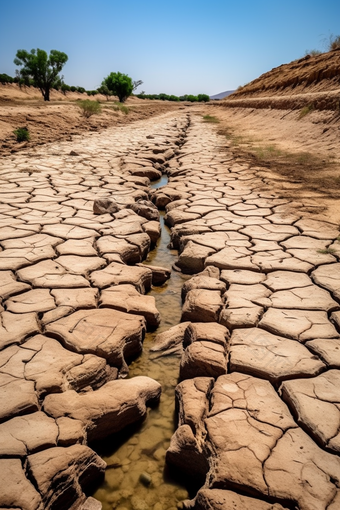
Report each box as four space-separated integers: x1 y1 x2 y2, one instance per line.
93 176 191 510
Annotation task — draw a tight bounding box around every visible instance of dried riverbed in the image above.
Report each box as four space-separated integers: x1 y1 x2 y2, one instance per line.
0 109 339 510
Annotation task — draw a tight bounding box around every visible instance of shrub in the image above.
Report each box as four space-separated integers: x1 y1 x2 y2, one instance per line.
77 87 85 93
197 94 210 102
299 104 314 119
113 102 129 114
329 35 340 50
202 115 219 123
13 127 30 142
0 73 14 83
77 100 102 118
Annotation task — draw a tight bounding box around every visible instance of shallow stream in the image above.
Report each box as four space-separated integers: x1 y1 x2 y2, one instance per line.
93 176 191 510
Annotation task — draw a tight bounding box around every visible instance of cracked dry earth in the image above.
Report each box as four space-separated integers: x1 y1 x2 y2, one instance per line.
0 110 340 510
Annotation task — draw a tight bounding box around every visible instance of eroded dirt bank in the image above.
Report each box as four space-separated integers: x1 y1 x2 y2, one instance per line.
0 109 339 510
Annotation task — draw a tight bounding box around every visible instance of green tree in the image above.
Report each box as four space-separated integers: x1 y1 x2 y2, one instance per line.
14 48 68 101
101 72 133 103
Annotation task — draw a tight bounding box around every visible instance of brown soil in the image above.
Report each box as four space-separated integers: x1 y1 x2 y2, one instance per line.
0 83 183 157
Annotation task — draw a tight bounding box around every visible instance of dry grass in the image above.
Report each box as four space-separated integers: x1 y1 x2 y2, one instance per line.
217 122 339 196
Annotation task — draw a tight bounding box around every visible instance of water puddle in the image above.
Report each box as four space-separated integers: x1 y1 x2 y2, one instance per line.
93 177 192 510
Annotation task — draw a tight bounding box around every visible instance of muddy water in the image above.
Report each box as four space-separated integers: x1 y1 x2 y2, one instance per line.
93 177 191 510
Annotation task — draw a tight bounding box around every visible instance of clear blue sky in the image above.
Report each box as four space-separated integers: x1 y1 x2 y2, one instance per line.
0 0 339 96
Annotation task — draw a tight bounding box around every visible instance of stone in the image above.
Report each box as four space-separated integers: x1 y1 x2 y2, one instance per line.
150 322 190 354
0 373 39 422
205 246 257 271
259 308 339 341
180 341 227 380
128 200 160 221
230 328 325 383
306 338 340 368
219 306 263 329
100 284 161 329
96 235 140 264
0 458 42 510
268 284 338 311
23 334 110 396
0 270 31 300
93 197 120 214
0 311 40 349
184 322 229 348
281 370 340 452
17 259 90 288
90 262 152 293
142 220 161 244
265 270 313 291
56 238 98 256
220 269 266 285
51 287 98 309
45 308 146 370
56 417 86 446
0 411 58 456
312 263 340 300
137 263 171 286
177 241 216 274
5 288 56 314
187 489 288 510
181 275 226 300
28 445 106 509
43 376 162 441
55 255 106 275
181 289 223 323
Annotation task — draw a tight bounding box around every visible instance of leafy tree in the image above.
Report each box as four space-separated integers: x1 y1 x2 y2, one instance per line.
14 48 68 101
102 72 133 103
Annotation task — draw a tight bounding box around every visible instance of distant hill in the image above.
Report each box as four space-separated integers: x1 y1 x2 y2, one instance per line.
210 90 235 100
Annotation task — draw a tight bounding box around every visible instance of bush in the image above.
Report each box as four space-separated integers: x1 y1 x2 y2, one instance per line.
329 35 340 51
197 94 210 102
0 73 14 83
77 87 85 93
77 100 101 118
113 102 129 114
13 127 30 142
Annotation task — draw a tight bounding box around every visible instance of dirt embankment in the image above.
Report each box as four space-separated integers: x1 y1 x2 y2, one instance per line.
0 83 184 157
221 49 340 111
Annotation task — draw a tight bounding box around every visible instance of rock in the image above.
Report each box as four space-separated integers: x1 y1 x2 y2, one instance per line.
312 263 340 300
150 322 190 353
51 287 98 309
177 241 216 274
0 270 31 300
45 308 146 370
17 259 90 288
0 411 58 456
139 472 152 486
281 370 340 452
43 376 162 441
220 269 266 285
176 377 213 435
142 220 161 244
128 200 160 221
82 496 103 510
181 289 223 323
0 373 39 422
166 424 209 482
187 489 288 510
137 263 171 286
259 308 339 341
5 288 56 314
230 328 325 383
0 458 43 510
182 275 226 300
100 284 161 329
306 338 340 368
28 445 106 509
96 235 141 264
0 311 40 349
91 262 152 293
56 417 86 446
93 197 120 214
180 341 227 380
184 322 229 348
